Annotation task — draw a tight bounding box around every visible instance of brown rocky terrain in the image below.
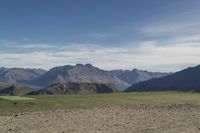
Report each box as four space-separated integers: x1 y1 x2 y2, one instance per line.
28 82 116 95
1 104 200 133
0 82 10 90
0 85 33 96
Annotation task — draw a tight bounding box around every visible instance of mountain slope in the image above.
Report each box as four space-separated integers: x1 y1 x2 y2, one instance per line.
28 82 116 95
0 67 46 84
29 64 129 90
110 69 169 85
0 82 10 90
125 65 200 92
0 85 33 96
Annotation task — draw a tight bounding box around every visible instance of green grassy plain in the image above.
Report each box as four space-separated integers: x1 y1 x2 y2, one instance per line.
0 92 200 115
0 96 35 101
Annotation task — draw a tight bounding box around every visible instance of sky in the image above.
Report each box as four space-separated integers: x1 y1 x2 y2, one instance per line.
0 0 200 72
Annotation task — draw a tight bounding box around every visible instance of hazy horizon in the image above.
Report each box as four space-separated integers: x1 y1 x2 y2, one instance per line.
1 0 200 72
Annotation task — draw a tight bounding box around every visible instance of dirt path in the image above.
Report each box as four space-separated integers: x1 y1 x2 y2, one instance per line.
1 104 200 133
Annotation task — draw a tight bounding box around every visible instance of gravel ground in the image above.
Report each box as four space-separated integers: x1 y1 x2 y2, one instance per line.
1 104 200 133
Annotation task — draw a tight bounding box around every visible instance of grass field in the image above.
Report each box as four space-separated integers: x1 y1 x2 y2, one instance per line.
0 96 35 101
0 92 200 115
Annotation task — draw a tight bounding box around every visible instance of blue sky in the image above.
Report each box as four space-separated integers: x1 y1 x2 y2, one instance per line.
0 0 200 72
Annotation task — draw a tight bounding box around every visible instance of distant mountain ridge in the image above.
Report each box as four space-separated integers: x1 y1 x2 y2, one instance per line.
0 67 46 84
110 69 169 85
125 65 200 92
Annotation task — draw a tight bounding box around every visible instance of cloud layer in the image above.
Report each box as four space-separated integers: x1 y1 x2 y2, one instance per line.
1 3 200 72
1 37 200 72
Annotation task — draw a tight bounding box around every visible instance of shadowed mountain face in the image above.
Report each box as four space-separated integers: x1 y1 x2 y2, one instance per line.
0 85 33 96
29 64 130 91
125 65 200 92
110 69 169 85
28 82 116 95
0 67 46 84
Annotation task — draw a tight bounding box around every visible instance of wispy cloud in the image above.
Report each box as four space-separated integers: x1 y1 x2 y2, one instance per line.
140 9 200 38
0 38 200 72
2 41 57 49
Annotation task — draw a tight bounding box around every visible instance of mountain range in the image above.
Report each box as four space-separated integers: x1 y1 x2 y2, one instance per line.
0 64 168 91
110 69 169 85
0 64 169 95
1 64 200 95
125 65 200 92
0 67 46 84
27 64 130 91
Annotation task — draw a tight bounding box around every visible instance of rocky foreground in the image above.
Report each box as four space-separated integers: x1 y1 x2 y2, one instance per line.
1 104 200 133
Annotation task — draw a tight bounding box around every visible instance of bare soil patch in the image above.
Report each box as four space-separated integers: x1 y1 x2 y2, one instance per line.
1 104 200 133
